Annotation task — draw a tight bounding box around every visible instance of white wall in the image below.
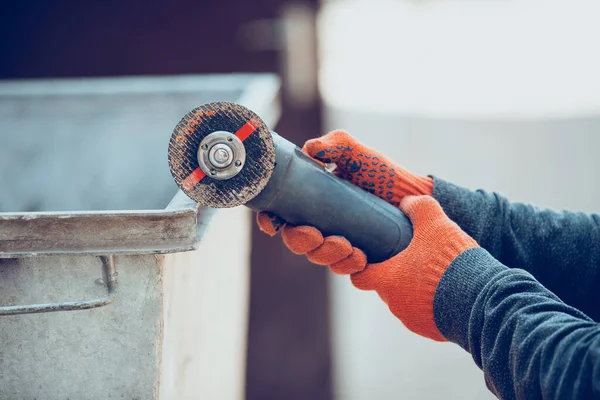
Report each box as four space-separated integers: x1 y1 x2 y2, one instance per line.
320 0 600 120
320 1 600 398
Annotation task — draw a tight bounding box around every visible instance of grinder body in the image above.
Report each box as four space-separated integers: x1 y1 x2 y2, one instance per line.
247 132 413 263
167 102 413 264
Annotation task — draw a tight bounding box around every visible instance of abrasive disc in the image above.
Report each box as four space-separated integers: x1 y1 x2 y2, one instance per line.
168 102 275 208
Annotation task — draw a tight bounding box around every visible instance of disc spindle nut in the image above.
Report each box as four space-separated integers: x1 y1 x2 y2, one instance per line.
208 143 233 168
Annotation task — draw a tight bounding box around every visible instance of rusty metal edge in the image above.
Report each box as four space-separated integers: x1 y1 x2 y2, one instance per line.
0 74 280 258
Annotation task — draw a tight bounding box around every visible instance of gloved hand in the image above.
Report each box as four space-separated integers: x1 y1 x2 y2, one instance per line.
257 129 434 243
260 194 478 340
256 131 479 341
257 129 435 268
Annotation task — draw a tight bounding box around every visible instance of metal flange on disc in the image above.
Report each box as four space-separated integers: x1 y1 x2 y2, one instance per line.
168 102 275 208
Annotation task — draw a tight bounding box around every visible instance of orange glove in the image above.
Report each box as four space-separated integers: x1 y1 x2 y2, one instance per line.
256 131 479 341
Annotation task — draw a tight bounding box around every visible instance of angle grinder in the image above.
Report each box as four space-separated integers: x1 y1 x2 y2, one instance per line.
167 102 413 263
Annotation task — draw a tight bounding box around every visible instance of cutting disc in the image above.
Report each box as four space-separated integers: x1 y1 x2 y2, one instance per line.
168 102 275 208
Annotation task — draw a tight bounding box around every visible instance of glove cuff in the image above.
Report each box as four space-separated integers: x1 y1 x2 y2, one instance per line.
397 172 434 197
402 232 477 342
383 196 479 342
382 170 433 207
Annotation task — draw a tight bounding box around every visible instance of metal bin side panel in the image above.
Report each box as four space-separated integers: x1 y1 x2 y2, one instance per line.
0 254 163 400
160 206 251 400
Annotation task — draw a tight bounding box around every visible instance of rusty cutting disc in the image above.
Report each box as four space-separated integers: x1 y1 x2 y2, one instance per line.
168 102 275 208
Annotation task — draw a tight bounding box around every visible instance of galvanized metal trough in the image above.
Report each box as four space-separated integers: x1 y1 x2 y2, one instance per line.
0 74 280 399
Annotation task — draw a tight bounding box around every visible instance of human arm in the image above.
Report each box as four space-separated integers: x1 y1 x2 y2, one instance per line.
434 247 600 399
434 179 600 321
260 195 600 399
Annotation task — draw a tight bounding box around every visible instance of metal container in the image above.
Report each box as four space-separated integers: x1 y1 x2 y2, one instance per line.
0 74 280 399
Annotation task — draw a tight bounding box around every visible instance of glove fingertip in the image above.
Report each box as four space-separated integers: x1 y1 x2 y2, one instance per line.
303 130 352 162
256 212 284 236
282 225 324 254
330 247 367 275
301 146 327 167
302 139 330 163
324 129 353 142
307 235 353 266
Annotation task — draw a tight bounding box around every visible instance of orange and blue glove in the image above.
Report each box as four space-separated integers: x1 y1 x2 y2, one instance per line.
257 131 479 341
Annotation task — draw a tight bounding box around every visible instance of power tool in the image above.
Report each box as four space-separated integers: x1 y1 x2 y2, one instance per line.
167 102 412 263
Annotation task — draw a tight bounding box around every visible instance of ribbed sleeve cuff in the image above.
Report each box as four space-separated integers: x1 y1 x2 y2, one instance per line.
432 247 507 349
431 176 469 212
430 176 485 238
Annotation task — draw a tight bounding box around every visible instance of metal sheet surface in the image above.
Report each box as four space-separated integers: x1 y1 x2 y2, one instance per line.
0 254 163 399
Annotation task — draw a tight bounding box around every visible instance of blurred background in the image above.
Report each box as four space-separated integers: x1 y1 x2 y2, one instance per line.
2 0 600 399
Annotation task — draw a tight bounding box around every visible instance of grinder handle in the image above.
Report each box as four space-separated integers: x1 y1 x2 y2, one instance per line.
247 132 413 263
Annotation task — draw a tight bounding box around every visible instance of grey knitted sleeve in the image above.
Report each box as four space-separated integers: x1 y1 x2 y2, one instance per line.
433 248 600 400
432 177 600 321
